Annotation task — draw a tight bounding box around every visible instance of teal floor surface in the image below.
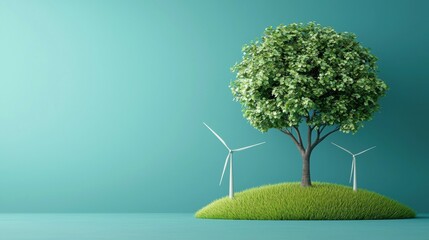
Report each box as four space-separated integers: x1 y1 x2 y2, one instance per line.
0 214 427 240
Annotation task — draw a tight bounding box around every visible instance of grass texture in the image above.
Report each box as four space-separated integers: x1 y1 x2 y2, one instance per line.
195 182 415 220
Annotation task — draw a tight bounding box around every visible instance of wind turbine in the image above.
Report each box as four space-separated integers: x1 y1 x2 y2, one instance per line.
331 142 376 192
203 122 265 199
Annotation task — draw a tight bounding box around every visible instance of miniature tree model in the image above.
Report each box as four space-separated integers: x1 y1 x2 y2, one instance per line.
230 22 388 187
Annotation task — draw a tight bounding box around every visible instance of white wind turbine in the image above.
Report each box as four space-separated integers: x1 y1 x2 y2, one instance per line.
331 142 376 192
204 122 265 199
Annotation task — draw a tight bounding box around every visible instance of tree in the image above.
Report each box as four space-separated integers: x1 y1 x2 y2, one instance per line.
230 22 388 187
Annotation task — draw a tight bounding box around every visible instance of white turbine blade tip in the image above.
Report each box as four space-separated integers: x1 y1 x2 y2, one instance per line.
203 122 230 150
331 142 354 156
233 142 266 152
355 146 376 156
219 153 230 186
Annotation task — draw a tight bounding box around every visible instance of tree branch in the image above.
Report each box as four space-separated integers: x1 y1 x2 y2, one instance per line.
293 126 303 149
316 125 325 140
319 127 340 141
306 125 312 153
280 128 304 153
311 126 340 149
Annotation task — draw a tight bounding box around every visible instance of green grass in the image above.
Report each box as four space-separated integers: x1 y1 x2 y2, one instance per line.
195 182 416 220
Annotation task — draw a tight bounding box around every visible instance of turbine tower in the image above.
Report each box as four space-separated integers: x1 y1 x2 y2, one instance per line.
204 122 265 198
332 142 376 192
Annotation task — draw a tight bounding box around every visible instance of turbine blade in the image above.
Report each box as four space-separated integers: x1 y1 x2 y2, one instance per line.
349 159 354 183
233 142 266 152
203 122 230 150
219 153 230 186
354 146 376 156
331 142 354 156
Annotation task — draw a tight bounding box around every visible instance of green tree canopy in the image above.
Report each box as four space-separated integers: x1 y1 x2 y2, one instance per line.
230 22 388 186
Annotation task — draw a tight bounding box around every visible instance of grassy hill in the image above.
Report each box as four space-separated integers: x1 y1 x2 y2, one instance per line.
195 182 415 220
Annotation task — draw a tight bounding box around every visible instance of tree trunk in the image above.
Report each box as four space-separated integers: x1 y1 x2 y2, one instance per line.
280 126 340 188
301 151 312 187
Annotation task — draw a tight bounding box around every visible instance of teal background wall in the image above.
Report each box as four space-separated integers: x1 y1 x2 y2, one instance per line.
0 0 428 213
